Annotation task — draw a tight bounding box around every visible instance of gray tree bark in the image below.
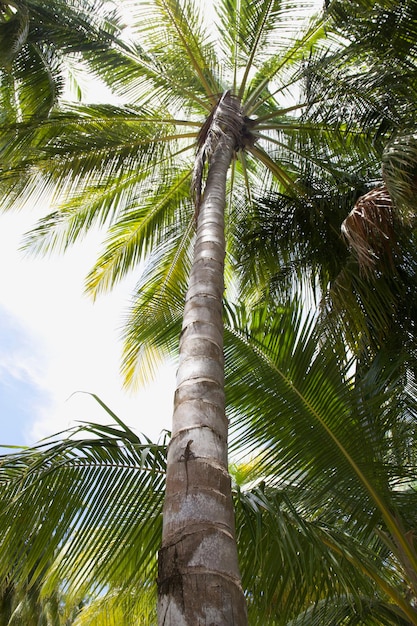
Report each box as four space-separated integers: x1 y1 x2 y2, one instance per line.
157 93 248 625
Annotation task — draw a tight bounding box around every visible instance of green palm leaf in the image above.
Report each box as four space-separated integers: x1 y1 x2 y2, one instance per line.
225 301 417 614
0 397 166 613
235 479 410 625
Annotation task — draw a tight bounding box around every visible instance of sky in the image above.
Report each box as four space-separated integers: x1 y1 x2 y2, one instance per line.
0 210 176 449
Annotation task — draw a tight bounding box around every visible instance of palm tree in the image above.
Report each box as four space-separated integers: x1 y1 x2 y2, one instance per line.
298 0 417 254
0 0 390 621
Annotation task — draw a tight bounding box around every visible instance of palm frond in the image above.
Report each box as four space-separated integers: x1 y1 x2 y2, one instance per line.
235 481 411 625
306 1 417 146
155 0 219 99
121 234 192 386
341 185 397 275
0 1 29 69
233 172 359 302
85 166 193 296
225 299 417 621
0 401 166 606
286 594 412 626
121 0 220 108
383 132 417 215
243 10 326 115
225 300 417 555
0 106 198 258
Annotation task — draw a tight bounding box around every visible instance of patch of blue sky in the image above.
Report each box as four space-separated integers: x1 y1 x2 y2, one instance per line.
0 307 47 451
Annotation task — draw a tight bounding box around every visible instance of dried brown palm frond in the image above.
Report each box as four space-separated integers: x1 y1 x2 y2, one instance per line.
341 184 397 275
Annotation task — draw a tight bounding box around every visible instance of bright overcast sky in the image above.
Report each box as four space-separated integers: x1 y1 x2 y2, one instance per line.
0 210 176 449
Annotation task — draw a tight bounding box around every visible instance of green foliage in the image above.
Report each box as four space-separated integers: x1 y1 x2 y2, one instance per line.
1 0 417 623
0 398 167 624
0 0 125 121
226 301 417 624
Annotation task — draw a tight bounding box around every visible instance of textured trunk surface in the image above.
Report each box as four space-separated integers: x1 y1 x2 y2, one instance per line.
157 94 248 625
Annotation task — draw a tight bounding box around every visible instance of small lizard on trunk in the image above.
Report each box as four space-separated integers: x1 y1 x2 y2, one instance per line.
179 439 195 495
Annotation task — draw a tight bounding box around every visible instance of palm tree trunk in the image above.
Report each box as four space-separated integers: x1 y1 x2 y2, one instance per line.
157 93 248 625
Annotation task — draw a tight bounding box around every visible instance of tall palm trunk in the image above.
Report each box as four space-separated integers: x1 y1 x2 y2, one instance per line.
157 93 248 625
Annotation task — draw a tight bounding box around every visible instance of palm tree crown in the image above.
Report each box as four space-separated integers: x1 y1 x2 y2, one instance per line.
0 0 337 382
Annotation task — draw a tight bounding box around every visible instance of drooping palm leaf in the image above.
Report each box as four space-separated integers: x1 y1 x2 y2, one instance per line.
341 184 397 274
0 396 167 621
235 480 412 625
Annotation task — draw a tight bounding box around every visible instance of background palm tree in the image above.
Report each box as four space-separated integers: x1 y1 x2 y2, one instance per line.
236 0 417 368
